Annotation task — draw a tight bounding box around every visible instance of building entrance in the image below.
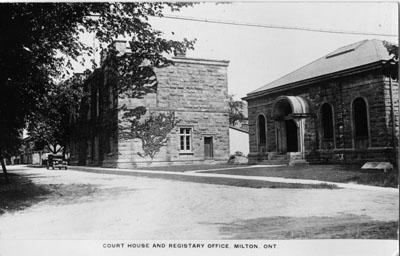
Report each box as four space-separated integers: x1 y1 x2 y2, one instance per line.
285 119 298 152
273 96 308 154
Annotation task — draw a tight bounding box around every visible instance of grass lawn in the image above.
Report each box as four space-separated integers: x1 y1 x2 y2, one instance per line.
205 165 398 188
75 167 338 189
137 164 245 172
134 164 398 188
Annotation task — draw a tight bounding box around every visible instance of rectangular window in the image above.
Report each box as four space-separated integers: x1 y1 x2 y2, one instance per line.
109 137 113 153
70 141 75 157
179 127 192 153
96 90 99 117
87 140 91 157
87 86 92 120
94 136 99 160
87 98 91 120
109 86 114 108
107 133 113 154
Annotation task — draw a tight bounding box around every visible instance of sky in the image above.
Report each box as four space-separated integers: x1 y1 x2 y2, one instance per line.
75 2 398 100
146 2 397 100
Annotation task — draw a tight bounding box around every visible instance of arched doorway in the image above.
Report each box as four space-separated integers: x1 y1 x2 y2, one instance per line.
273 96 310 154
285 119 298 152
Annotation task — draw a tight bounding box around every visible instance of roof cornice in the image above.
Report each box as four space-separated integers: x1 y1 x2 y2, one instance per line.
171 56 230 67
243 61 384 101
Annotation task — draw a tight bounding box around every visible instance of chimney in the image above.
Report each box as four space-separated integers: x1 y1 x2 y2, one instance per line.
113 40 127 55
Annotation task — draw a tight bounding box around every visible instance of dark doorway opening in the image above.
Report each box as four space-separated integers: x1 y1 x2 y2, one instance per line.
204 137 213 158
285 120 298 152
258 115 266 152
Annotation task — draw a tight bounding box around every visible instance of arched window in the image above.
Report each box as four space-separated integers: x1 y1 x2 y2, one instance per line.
352 97 369 138
258 115 266 145
320 103 334 140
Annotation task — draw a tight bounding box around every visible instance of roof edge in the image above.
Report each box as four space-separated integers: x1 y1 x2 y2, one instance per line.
243 60 384 101
172 56 230 67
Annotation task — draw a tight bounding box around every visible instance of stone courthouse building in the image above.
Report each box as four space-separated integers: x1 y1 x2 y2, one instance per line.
243 39 398 165
69 41 230 168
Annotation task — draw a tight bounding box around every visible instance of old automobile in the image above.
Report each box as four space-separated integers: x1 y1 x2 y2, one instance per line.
46 154 68 170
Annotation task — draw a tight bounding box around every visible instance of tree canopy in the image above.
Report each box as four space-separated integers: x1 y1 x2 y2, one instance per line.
0 3 195 181
27 74 87 156
383 41 398 80
228 95 246 126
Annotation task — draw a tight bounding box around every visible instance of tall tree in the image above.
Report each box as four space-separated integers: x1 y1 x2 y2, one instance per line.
27 73 87 158
0 3 194 182
228 95 246 126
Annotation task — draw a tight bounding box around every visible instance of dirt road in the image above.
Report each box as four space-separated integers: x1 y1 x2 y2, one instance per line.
0 166 398 240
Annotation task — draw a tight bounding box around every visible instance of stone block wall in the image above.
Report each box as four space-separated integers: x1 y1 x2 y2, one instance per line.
70 69 120 168
71 54 230 168
246 66 397 165
117 57 230 168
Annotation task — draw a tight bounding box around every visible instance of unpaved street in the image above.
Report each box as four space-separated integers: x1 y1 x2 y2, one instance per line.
0 166 398 239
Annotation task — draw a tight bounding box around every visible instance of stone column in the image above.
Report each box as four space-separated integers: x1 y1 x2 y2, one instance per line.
294 118 306 159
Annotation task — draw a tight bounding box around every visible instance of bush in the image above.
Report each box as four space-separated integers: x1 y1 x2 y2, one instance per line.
234 151 244 157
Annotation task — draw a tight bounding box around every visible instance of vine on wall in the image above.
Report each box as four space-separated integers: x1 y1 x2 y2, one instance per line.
119 109 180 161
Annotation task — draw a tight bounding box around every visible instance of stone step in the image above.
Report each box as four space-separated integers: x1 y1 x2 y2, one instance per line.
272 155 288 160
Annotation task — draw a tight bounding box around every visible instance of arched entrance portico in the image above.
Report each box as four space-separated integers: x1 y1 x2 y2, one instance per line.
273 96 311 155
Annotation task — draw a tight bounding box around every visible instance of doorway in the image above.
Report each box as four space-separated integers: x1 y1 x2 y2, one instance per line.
272 96 310 157
273 97 300 154
204 137 214 158
285 120 298 152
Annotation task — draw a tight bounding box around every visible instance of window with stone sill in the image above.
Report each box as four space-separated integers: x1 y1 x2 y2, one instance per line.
70 141 75 158
257 114 267 145
87 98 91 120
179 127 193 154
95 90 100 117
320 103 334 140
352 97 369 139
87 140 92 157
109 86 114 109
107 135 114 155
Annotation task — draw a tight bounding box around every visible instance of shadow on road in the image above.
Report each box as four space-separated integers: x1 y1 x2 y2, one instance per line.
212 214 398 239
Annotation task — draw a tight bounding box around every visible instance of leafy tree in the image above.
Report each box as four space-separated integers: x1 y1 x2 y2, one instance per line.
228 95 246 126
27 74 87 157
0 3 194 182
383 41 398 80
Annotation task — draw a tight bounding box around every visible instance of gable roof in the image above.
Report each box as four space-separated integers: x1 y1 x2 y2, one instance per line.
246 39 394 98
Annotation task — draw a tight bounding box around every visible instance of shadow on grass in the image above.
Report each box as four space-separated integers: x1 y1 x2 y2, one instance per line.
0 173 52 215
214 214 398 239
71 167 338 189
